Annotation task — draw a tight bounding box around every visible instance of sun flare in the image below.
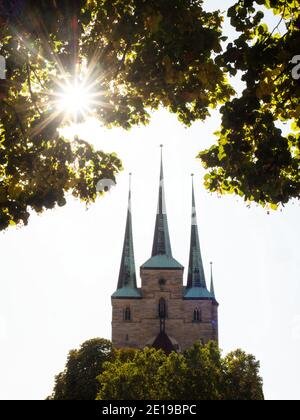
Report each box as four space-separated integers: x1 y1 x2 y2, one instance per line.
56 81 93 119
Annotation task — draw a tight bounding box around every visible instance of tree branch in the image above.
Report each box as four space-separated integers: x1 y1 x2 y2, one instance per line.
114 43 131 79
262 0 289 48
26 61 42 116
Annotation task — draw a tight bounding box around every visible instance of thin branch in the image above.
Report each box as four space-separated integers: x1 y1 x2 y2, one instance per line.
26 61 42 116
30 65 46 90
114 43 131 79
262 0 289 47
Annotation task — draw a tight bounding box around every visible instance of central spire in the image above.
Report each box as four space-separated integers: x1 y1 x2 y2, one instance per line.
141 146 183 270
151 145 172 257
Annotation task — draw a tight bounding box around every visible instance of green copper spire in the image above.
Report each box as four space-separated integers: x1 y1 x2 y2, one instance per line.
210 262 216 298
186 175 207 289
142 147 183 270
113 174 141 298
151 145 172 257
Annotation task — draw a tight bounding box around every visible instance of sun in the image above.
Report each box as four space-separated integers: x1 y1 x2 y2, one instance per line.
56 80 93 120
30 61 108 138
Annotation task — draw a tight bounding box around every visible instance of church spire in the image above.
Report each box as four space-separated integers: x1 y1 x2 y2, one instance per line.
210 262 216 298
151 145 172 257
113 174 141 298
141 147 183 270
186 175 207 290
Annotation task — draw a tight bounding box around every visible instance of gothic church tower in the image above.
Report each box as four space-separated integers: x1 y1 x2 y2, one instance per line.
111 148 218 353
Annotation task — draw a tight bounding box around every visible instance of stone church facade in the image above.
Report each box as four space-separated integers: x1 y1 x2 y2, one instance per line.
111 147 218 353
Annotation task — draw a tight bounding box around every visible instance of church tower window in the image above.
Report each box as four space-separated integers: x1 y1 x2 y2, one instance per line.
124 307 131 322
158 298 167 319
193 308 202 322
159 278 166 290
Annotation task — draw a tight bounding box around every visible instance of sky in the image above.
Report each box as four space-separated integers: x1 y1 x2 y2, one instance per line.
0 0 299 401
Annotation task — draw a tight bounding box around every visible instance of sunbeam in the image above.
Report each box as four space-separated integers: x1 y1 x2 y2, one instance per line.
56 80 93 119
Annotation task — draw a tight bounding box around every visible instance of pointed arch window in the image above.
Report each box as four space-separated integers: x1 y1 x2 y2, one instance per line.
158 298 167 319
193 308 202 323
124 307 131 322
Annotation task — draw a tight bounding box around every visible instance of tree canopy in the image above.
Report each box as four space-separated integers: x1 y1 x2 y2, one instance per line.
49 339 264 400
200 0 300 208
49 338 112 401
0 0 299 229
97 342 264 401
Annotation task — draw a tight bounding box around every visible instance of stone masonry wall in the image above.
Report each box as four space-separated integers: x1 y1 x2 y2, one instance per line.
112 268 218 351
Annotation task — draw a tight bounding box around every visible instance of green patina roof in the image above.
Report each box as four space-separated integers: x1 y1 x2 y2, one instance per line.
151 146 173 258
112 286 142 299
142 147 183 270
113 176 140 298
184 287 215 300
141 254 183 270
187 177 207 289
185 177 218 301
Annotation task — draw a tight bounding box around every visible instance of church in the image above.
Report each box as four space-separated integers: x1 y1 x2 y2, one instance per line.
111 147 219 353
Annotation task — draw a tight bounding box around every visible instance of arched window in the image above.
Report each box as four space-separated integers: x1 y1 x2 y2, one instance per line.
158 298 167 319
193 308 202 322
124 307 131 322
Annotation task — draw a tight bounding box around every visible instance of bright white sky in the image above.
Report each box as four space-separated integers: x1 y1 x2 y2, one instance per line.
0 0 299 401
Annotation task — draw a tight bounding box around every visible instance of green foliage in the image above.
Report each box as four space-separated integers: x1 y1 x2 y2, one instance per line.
97 347 166 400
49 338 264 400
1 0 300 229
223 349 265 400
49 338 112 400
96 341 264 401
200 0 300 207
181 341 224 400
81 0 233 127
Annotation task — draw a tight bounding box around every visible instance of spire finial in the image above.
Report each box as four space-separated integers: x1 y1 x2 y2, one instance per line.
191 174 197 223
128 173 132 212
160 145 164 177
129 172 132 188
157 145 163 179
